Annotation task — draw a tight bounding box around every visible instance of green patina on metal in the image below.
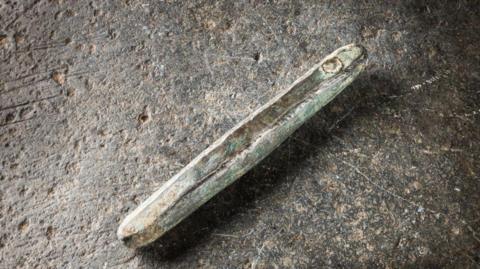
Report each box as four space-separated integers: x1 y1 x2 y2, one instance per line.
118 44 367 248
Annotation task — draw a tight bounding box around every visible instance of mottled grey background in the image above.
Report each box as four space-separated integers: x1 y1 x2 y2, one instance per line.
1 0 479 268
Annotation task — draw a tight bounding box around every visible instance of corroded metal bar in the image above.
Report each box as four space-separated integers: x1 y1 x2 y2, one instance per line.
118 44 367 248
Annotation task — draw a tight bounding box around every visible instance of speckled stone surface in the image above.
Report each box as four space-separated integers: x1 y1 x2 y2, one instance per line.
1 1 479 268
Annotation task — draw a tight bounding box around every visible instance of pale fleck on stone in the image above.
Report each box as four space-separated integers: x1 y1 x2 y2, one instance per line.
89 44 97 54
263 239 276 250
286 24 296 35
417 246 430 256
0 35 8 47
428 46 438 59
294 201 308 213
361 27 375 39
281 256 293 267
138 107 152 125
205 19 216 30
351 228 364 241
330 105 344 113
52 71 66 85
18 219 29 233
66 88 76 97
392 31 402 41
409 180 422 190
14 33 25 44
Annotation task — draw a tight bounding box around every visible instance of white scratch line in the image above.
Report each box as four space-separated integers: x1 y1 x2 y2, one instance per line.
410 69 450 90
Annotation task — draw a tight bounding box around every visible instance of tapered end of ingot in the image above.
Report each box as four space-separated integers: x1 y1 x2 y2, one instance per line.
117 205 166 248
320 43 367 75
117 222 136 248
118 221 165 249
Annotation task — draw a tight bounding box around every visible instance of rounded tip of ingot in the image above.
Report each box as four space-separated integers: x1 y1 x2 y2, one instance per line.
338 43 365 57
117 223 140 248
319 43 366 75
118 215 165 248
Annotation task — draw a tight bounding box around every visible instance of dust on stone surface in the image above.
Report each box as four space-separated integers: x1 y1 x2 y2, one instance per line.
1 0 479 268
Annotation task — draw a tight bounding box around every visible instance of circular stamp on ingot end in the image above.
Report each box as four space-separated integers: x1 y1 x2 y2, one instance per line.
321 57 343 73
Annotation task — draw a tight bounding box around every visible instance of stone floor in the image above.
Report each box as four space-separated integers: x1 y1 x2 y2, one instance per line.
1 0 479 268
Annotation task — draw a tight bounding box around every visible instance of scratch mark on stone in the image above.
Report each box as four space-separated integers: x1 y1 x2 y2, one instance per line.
410 69 450 90
3 67 64 83
0 78 49 94
0 93 61 111
0 117 36 127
